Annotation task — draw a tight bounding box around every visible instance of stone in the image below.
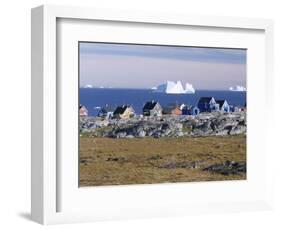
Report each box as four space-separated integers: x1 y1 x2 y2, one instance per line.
106 156 127 162
203 161 246 175
80 111 246 138
159 161 202 169
116 132 127 138
137 130 146 137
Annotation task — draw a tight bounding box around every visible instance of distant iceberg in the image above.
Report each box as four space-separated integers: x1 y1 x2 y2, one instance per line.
82 84 94 88
184 82 196 94
153 81 195 94
229 85 246 92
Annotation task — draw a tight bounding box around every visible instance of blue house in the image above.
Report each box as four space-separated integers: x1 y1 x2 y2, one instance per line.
97 105 115 119
182 105 200 115
197 97 219 112
143 100 162 117
230 105 239 112
216 100 230 113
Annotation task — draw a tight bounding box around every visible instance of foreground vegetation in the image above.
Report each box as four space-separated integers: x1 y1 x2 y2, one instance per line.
79 135 246 186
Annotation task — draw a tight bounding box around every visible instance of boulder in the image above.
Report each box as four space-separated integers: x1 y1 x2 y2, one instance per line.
137 130 146 137
203 161 246 175
116 132 127 138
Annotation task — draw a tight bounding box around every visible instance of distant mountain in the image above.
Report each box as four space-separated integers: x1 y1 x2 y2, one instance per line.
229 85 246 92
153 81 195 94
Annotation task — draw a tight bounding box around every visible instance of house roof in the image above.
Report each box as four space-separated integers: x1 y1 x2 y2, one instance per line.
216 100 227 108
100 106 115 113
113 105 133 115
190 105 199 110
143 101 158 110
198 97 214 104
182 105 199 110
79 104 87 110
162 105 180 114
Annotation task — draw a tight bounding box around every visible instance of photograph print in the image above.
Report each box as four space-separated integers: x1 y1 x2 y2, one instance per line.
79 42 247 187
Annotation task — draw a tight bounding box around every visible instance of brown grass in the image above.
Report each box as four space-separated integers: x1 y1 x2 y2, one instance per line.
79 135 246 186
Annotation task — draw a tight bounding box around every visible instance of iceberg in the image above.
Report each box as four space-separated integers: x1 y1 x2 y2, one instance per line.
82 84 94 88
229 85 246 92
185 82 196 94
153 81 195 94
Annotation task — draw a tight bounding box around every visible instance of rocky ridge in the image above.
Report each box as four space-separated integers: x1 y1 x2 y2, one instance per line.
80 111 246 138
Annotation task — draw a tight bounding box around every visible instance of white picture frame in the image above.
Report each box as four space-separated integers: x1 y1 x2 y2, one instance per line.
31 5 274 225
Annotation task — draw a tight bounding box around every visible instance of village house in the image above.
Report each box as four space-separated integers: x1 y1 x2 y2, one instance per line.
113 105 135 119
230 105 239 112
143 100 162 117
182 105 200 115
197 97 219 112
216 99 230 113
234 106 246 112
240 107 246 112
243 102 247 111
97 105 115 119
79 104 88 117
230 104 246 112
162 104 182 115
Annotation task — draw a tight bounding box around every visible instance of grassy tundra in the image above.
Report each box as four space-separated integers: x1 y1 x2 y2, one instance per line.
79 135 246 186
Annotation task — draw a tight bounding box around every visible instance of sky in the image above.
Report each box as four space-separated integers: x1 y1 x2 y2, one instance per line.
79 42 246 90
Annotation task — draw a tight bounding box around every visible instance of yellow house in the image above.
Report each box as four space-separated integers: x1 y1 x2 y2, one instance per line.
113 105 135 119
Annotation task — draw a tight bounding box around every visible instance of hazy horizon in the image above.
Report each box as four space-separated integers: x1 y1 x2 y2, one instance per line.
79 42 246 90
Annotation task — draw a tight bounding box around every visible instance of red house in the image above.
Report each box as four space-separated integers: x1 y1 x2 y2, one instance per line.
79 105 88 117
162 105 182 115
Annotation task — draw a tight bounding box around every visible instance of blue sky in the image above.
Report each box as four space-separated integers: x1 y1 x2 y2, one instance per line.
79 42 246 90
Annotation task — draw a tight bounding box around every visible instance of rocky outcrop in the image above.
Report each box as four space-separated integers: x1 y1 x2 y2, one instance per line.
80 111 246 138
203 161 246 175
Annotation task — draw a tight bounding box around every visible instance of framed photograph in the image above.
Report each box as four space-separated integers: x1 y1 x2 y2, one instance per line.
31 5 274 225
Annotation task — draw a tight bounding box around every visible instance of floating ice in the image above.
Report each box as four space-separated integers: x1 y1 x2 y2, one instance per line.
229 85 246 92
82 84 93 88
185 82 196 94
153 81 195 94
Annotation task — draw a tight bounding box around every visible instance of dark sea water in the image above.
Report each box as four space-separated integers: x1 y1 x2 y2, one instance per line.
80 88 246 116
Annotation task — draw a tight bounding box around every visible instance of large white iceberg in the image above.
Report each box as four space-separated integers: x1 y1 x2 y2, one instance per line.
153 81 195 94
185 82 196 94
229 85 246 92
